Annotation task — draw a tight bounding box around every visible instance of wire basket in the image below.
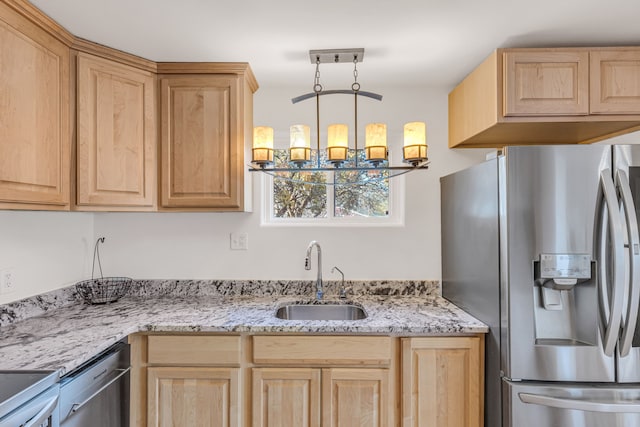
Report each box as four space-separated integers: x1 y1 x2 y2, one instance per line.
75 237 132 304
76 277 132 304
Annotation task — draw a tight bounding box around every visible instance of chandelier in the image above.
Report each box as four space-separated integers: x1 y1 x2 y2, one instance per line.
249 48 429 184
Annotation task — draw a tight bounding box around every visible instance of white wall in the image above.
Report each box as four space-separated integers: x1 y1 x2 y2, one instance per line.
92 85 490 281
0 85 490 304
0 211 94 304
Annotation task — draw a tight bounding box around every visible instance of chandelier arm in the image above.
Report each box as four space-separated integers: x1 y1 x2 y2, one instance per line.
248 163 430 173
247 163 429 186
291 90 383 104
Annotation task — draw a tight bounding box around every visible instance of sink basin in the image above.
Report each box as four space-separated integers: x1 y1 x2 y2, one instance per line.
275 303 367 321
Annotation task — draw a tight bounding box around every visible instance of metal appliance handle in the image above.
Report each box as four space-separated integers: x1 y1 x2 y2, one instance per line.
22 394 59 427
598 169 626 357
520 392 640 413
616 169 640 357
68 367 130 415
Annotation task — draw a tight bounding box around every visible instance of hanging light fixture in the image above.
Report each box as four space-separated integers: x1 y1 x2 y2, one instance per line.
327 123 349 165
289 124 311 166
365 123 388 166
249 48 429 183
252 126 274 166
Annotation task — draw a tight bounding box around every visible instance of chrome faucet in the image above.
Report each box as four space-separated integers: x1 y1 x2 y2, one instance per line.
331 266 347 299
305 240 323 300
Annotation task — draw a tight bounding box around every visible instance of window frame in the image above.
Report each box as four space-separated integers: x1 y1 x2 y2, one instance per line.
260 170 405 227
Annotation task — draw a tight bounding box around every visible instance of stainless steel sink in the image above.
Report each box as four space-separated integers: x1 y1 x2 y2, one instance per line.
275 303 367 321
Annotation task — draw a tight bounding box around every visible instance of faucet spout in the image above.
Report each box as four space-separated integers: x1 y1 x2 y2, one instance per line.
305 240 323 300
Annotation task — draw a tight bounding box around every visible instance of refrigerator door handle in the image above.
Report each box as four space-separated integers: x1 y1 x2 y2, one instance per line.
519 392 640 413
616 169 640 357
597 169 626 357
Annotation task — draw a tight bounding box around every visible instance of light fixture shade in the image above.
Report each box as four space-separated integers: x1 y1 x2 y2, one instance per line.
252 126 274 166
365 123 388 164
289 124 311 165
403 122 428 164
327 124 348 163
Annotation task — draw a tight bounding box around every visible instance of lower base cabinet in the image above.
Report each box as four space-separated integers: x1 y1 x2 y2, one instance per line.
252 368 321 427
322 368 390 427
147 367 240 427
130 334 484 427
252 368 390 427
402 337 483 427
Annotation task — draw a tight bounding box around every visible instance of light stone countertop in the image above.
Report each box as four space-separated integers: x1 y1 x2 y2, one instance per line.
0 293 486 375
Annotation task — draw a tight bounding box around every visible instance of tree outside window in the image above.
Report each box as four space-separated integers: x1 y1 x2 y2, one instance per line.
272 149 390 219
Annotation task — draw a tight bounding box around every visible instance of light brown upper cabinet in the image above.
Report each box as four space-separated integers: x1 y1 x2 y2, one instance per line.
76 52 156 210
0 1 71 210
159 66 256 211
503 51 589 116
0 0 258 212
449 47 640 148
590 50 640 114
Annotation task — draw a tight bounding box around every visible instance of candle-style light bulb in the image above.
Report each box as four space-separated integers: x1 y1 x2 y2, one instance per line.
252 126 274 167
365 123 388 166
327 124 348 165
289 124 311 167
403 122 428 165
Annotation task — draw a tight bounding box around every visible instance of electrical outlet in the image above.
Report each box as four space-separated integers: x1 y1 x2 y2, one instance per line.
230 232 249 250
0 269 15 294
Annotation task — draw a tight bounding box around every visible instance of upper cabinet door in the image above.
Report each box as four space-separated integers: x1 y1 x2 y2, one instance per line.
160 75 242 210
0 5 70 209
503 50 589 116
76 52 156 209
590 49 640 114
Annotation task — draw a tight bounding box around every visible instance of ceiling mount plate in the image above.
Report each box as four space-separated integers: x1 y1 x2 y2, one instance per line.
309 48 365 64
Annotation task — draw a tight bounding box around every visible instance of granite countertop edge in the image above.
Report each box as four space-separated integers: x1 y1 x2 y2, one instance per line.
0 294 488 375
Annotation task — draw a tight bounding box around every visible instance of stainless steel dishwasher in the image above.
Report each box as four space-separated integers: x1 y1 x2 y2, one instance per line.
0 370 60 427
58 340 130 427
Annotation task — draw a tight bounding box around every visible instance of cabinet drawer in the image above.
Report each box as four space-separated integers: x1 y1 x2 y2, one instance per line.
147 335 241 365
253 336 392 366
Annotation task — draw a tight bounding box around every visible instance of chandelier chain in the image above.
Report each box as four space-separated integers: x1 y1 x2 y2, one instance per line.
313 57 322 93
352 56 360 92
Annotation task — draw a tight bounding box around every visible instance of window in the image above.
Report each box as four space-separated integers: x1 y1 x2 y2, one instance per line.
262 149 404 226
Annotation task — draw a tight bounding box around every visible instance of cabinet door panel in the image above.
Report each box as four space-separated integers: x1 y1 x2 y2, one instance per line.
147 367 240 427
0 9 69 208
503 51 589 116
160 76 241 209
591 50 640 114
322 368 389 427
252 368 321 427
77 52 156 208
402 337 482 427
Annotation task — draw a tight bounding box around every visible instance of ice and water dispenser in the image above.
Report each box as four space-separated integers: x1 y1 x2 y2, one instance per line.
533 253 598 345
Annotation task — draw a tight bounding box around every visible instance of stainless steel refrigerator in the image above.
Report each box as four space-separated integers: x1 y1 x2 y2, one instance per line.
441 145 640 427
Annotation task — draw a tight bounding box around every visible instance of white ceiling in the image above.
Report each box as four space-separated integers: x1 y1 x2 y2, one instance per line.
30 0 640 90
